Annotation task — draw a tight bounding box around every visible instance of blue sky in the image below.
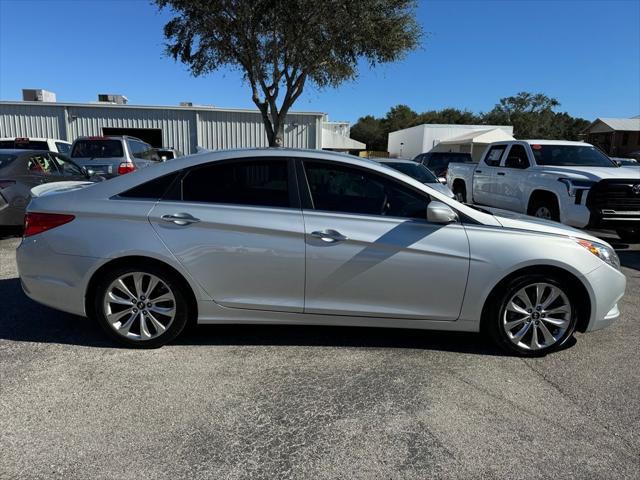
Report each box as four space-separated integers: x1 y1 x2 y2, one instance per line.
1 0 638 123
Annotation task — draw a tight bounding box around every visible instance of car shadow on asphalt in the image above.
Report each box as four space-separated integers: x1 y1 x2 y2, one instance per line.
0 226 22 240
0 276 521 355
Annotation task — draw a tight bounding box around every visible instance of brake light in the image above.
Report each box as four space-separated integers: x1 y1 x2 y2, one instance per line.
0 180 16 189
117 162 136 175
24 212 75 237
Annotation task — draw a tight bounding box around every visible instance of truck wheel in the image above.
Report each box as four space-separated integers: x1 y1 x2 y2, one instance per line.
616 226 640 243
529 196 560 222
453 183 466 203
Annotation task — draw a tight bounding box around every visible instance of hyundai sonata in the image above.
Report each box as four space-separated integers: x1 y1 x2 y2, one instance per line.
17 149 626 355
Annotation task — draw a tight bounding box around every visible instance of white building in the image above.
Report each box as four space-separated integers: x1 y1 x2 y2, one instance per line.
388 124 514 161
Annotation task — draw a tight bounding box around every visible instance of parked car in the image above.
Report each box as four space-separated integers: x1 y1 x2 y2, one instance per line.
611 157 639 167
447 140 640 242
375 158 454 198
17 149 625 355
0 137 72 155
155 148 183 161
414 151 474 179
0 149 100 226
69 136 158 178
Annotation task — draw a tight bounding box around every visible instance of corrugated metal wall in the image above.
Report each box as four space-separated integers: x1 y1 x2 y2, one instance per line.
0 102 321 153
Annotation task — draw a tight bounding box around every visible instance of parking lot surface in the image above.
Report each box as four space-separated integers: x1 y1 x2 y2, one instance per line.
1 229 639 480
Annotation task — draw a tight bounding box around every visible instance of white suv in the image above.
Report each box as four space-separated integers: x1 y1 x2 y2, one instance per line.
0 137 72 155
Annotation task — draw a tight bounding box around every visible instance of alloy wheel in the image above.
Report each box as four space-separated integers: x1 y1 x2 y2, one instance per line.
502 282 572 351
534 206 552 219
103 272 176 341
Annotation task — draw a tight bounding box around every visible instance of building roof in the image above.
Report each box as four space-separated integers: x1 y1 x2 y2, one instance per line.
586 117 640 132
438 128 515 145
0 100 326 117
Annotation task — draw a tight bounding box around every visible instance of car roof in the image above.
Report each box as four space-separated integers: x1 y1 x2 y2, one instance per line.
0 137 69 143
375 158 417 165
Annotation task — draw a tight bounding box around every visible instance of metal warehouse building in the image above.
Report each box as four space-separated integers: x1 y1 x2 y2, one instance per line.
0 100 364 154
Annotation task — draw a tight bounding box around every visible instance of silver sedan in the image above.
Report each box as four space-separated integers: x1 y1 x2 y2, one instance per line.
17 149 626 355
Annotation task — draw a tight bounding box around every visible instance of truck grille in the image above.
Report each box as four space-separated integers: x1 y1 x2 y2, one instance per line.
587 179 640 212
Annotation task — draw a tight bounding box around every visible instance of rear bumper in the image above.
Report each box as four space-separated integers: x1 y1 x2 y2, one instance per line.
582 264 626 332
16 236 98 317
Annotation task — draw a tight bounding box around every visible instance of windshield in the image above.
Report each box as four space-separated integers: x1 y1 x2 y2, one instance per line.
385 162 438 183
71 139 124 158
0 153 17 169
531 144 616 167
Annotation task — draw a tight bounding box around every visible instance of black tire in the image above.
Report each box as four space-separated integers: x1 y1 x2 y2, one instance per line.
616 226 640 243
453 182 467 203
484 274 579 356
529 195 560 221
91 264 190 348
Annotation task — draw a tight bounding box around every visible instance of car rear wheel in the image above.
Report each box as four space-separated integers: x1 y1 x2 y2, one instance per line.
486 275 578 356
616 226 640 243
92 265 189 348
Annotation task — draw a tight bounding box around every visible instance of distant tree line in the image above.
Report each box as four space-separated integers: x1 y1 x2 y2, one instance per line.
350 92 591 151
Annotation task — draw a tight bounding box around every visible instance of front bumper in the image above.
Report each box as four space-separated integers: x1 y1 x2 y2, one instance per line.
16 236 98 317
582 263 626 332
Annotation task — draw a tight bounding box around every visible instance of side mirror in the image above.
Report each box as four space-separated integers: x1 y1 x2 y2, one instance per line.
427 201 458 224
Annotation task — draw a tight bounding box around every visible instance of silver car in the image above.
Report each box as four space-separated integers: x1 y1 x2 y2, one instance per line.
70 135 159 178
17 149 626 355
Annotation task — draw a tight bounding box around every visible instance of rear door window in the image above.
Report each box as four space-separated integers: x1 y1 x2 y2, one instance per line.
182 159 291 208
484 145 507 166
27 153 58 175
71 139 124 158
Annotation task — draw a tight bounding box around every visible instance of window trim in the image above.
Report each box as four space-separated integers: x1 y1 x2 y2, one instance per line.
296 157 439 222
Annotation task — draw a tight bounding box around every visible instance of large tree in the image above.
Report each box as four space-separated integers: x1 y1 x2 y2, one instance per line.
156 0 422 146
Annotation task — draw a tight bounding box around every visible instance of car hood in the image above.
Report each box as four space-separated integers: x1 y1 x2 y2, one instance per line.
31 181 95 198
485 207 603 243
426 182 454 198
538 166 640 180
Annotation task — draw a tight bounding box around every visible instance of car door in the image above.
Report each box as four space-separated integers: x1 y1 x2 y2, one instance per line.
472 144 507 206
493 144 530 212
148 157 306 313
298 158 470 321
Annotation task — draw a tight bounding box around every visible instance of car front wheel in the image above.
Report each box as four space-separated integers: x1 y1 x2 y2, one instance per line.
92 265 190 348
486 275 578 356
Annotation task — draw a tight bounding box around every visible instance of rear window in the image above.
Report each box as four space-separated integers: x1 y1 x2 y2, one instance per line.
71 139 124 158
427 153 473 168
0 140 49 150
55 142 72 155
0 153 17 169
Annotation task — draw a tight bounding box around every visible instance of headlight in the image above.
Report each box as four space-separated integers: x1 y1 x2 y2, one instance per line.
558 178 595 196
574 238 620 270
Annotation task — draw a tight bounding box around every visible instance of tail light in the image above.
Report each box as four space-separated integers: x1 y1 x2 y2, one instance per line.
117 162 136 175
0 180 16 189
24 212 75 237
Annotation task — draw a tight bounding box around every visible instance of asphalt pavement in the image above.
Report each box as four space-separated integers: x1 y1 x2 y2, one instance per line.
0 228 638 479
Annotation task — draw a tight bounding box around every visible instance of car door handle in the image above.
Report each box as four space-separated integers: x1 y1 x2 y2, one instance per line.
497 172 506 176
310 229 347 243
475 169 483 173
161 213 200 225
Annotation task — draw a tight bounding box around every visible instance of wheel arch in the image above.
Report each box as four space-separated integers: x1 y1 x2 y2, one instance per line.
527 189 560 216
451 178 467 201
84 255 199 323
480 264 592 334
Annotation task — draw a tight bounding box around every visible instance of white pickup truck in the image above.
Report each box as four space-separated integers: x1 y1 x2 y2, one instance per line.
447 140 640 242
